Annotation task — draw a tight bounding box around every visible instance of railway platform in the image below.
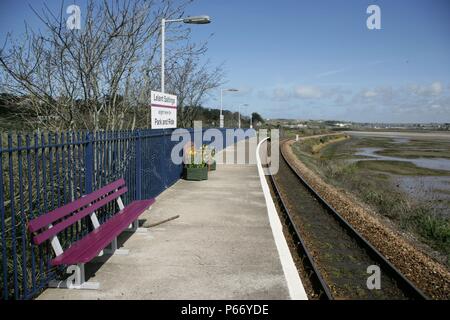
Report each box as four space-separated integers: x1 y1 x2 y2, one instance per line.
37 138 306 300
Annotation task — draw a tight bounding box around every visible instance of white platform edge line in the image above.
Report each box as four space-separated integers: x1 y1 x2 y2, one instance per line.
256 138 308 300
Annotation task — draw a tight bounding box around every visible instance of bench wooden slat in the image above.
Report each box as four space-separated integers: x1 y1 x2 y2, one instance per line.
28 178 126 232
33 186 128 245
51 199 155 266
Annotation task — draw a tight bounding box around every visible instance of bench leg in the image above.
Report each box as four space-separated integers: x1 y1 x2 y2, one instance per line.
125 219 148 233
103 237 129 255
48 264 100 290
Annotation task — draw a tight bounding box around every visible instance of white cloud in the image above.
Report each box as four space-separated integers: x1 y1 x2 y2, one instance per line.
274 87 288 99
410 81 443 96
430 82 443 95
258 81 449 122
364 90 377 98
294 86 322 99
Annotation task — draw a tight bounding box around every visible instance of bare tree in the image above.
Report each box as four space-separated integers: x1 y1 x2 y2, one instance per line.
0 0 224 131
166 50 225 127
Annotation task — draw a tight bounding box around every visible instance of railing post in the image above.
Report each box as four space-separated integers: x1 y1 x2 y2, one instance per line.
84 132 94 194
0 135 7 300
162 129 168 188
135 130 142 200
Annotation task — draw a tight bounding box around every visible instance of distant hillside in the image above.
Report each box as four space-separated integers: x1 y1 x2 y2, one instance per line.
0 93 31 131
0 93 264 131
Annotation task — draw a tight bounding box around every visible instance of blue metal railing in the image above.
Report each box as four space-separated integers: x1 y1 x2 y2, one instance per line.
0 127 236 300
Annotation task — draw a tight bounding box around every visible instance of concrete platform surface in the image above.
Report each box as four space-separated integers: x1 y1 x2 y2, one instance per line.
37 150 291 299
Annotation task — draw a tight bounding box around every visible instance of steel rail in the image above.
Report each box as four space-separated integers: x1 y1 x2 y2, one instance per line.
268 139 428 300
268 170 333 299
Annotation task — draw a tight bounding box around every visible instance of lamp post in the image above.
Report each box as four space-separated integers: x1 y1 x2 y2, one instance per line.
238 104 249 129
161 15 211 93
220 88 238 128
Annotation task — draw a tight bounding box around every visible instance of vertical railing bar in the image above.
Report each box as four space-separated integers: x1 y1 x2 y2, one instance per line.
108 131 113 216
101 131 105 187
99 131 105 222
60 133 68 242
141 131 144 199
40 133 48 215
134 131 137 201
105 130 113 219
78 131 83 235
113 131 117 180
77 131 85 236
48 133 55 211
0 135 8 300
114 131 119 214
106 131 111 220
33 134 44 290
54 133 61 208
7 134 19 299
103 131 107 188
17 134 28 298
74 132 80 237
100 131 105 219
164 129 168 189
67 132 73 241
123 131 125 201
104 131 109 220
107 131 111 184
40 133 52 275
25 134 36 294
94 131 99 191
135 130 142 201
61 133 67 205
84 132 93 194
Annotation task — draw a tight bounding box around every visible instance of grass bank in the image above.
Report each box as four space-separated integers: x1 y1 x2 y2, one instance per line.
282 128 333 139
356 160 450 176
300 134 350 154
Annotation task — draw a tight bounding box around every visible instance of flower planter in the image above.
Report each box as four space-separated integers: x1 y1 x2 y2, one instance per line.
208 161 216 171
184 166 208 181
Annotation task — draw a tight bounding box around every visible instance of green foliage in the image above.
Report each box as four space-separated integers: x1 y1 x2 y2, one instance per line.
410 212 450 257
251 112 264 123
184 144 214 168
356 160 450 176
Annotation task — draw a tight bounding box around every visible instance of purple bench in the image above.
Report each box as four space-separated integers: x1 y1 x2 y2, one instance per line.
28 178 155 290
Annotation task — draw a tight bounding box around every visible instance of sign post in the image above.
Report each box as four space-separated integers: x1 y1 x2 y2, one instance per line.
150 91 177 129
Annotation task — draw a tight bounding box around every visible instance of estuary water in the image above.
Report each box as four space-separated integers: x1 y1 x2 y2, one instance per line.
346 131 450 217
354 147 450 171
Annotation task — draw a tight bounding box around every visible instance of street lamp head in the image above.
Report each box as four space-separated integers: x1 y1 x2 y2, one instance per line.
183 15 211 24
226 88 239 92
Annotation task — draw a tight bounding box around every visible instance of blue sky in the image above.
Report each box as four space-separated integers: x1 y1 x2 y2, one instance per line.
1 0 450 122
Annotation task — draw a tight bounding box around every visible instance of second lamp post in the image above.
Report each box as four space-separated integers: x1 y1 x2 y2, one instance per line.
220 88 239 128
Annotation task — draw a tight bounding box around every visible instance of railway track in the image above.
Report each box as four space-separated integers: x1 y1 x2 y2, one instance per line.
267 139 428 300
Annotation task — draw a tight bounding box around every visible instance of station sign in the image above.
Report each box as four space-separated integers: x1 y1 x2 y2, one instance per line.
150 91 177 129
